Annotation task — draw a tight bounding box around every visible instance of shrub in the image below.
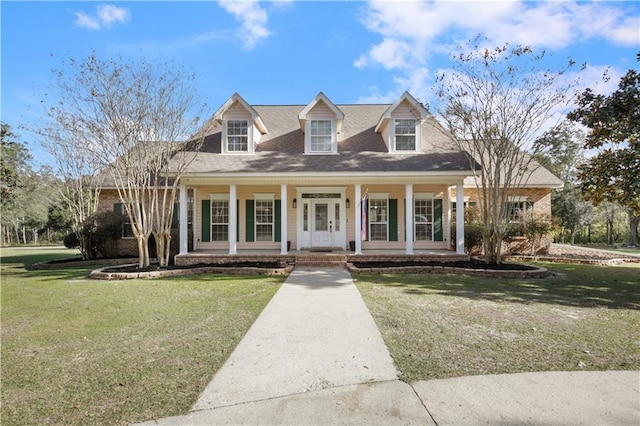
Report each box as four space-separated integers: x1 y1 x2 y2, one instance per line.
464 224 484 257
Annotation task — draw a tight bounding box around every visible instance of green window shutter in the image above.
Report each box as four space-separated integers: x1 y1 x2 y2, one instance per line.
236 200 240 242
403 199 407 241
469 202 477 207
246 200 255 242
172 203 179 228
434 199 443 241
274 200 282 242
201 200 211 243
113 203 123 215
389 199 398 241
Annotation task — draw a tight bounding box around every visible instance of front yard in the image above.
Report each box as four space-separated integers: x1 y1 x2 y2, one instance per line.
3 247 639 424
1 247 284 425
355 262 640 382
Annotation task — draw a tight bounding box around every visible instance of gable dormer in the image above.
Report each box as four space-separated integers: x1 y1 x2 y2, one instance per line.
213 93 268 154
375 91 428 153
298 92 344 155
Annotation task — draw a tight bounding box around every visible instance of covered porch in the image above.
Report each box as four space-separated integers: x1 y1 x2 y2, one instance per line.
175 176 468 260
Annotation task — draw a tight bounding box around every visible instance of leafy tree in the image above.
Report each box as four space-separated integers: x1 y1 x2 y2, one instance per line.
44 54 204 267
533 121 585 183
533 122 593 244
435 37 577 263
0 123 31 203
567 56 640 246
552 185 593 244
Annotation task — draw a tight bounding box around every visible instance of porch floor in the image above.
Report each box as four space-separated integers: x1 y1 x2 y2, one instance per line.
175 249 467 267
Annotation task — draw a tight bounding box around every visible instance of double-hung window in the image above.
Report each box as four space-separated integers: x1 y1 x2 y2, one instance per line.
505 201 532 223
255 197 274 241
114 202 135 238
211 195 229 241
394 119 417 151
414 198 434 241
309 120 332 153
227 120 248 152
369 198 388 241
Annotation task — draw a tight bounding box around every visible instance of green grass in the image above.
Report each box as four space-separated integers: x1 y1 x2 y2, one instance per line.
1 247 284 425
355 262 640 383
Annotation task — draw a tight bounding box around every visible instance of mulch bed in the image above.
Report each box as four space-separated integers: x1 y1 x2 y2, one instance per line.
351 259 537 271
102 261 285 274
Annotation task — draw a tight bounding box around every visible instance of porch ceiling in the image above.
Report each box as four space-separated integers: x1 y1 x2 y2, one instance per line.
181 173 467 186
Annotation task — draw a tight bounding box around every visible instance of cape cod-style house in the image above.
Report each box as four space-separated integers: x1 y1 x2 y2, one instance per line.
98 91 562 262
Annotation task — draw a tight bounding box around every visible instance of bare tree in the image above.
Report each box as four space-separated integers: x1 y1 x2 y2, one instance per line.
45 54 203 267
434 38 577 264
40 124 102 259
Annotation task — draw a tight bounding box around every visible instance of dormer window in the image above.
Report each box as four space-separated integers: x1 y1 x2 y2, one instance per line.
375 91 428 153
212 93 268 155
299 92 344 155
310 120 333 152
227 120 249 152
394 119 417 151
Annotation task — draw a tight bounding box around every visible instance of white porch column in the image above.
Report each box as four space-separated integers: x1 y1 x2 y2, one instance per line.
179 184 188 255
229 184 237 255
280 184 288 254
192 187 198 250
456 183 465 255
405 183 414 255
355 184 362 254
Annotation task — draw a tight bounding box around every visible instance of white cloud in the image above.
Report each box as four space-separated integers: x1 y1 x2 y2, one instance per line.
218 0 271 50
74 5 130 30
354 1 638 107
74 12 101 30
356 1 639 72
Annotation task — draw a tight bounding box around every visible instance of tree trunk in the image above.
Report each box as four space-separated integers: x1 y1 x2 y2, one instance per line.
483 226 502 264
629 211 639 247
22 225 27 245
34 228 39 245
137 235 150 268
153 231 172 267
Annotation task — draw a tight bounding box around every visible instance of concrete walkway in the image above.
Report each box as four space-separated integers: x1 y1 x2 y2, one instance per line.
139 267 640 425
195 266 398 409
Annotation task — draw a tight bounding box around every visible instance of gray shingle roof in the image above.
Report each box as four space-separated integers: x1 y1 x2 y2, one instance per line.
178 104 478 175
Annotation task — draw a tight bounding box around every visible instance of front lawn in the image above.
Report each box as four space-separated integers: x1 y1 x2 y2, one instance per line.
1 247 284 425
355 262 640 383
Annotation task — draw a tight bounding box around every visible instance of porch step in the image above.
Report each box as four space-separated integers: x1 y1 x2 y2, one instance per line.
294 254 347 268
294 260 346 268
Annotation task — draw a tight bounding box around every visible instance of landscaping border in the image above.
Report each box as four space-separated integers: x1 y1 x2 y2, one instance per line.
504 255 640 266
89 263 294 280
346 262 552 278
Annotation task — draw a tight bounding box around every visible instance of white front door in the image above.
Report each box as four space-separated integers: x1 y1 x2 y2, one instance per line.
297 190 347 250
312 201 332 247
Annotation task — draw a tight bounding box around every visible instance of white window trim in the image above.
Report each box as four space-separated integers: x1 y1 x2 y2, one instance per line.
254 195 275 242
414 194 434 242
390 118 420 153
117 201 137 239
368 194 389 241
210 193 230 242
222 120 254 154
305 119 338 155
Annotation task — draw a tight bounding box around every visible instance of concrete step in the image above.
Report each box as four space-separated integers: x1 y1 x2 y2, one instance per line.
294 260 346 268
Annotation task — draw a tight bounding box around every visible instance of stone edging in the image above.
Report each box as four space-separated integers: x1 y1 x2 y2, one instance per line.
89 264 294 280
504 255 640 266
345 262 552 279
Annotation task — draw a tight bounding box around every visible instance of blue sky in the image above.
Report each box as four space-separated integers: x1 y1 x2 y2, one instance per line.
2 1 639 167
